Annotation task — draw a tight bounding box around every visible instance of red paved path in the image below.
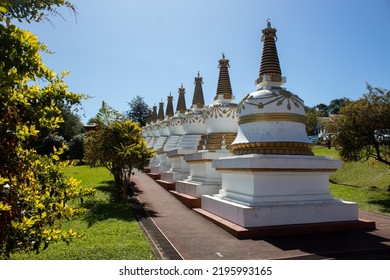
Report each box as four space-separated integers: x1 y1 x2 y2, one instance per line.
131 170 390 260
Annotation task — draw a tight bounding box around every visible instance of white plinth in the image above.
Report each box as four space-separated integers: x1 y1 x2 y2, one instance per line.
201 154 359 227
175 151 230 198
201 195 358 227
160 170 188 183
159 148 195 183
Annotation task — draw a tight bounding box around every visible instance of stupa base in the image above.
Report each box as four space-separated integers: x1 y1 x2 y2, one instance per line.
170 190 201 209
176 180 221 198
194 207 376 239
201 195 360 228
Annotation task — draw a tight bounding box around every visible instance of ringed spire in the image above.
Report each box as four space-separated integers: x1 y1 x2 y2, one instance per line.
215 52 233 100
192 71 205 109
176 84 187 114
157 100 165 121
165 93 174 118
256 19 285 87
151 104 158 123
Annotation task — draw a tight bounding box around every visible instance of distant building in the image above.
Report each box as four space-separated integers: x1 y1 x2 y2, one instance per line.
315 115 340 139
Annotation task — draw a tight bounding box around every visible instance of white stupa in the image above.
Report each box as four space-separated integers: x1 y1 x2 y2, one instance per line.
157 84 191 188
174 56 238 207
146 105 159 149
200 20 373 236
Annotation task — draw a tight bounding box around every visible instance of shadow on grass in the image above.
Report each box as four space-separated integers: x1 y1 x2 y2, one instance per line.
82 180 136 227
368 197 390 215
329 179 361 188
81 180 159 227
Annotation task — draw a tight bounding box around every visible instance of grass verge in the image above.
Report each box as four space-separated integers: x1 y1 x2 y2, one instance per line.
12 165 155 260
313 146 390 215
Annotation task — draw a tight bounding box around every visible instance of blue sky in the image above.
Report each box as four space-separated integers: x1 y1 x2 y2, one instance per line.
18 0 390 123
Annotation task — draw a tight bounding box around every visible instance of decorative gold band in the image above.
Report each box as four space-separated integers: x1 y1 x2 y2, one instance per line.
238 113 306 125
185 159 214 163
215 168 337 173
197 133 237 152
230 141 313 156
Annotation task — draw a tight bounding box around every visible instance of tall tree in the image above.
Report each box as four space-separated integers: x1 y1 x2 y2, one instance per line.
57 101 85 141
329 84 390 167
305 106 318 135
315 103 329 117
0 1 94 258
328 97 350 115
364 82 390 104
127 95 149 127
95 100 123 127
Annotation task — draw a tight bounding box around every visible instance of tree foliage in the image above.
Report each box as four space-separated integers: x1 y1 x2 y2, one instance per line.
57 101 84 141
84 120 154 200
305 107 317 135
328 97 350 115
329 84 390 167
0 1 94 258
95 100 123 127
0 0 77 23
126 95 149 127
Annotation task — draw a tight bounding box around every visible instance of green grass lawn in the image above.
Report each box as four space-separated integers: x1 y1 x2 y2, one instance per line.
10 147 390 259
313 146 390 215
12 165 155 260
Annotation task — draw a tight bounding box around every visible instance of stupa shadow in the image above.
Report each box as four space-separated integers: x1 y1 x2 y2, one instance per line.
262 231 390 259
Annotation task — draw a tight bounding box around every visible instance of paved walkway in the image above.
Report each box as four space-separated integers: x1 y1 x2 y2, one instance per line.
131 170 390 260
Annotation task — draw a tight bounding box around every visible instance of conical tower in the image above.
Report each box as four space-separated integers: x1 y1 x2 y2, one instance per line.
165 93 174 118
151 105 158 123
256 19 286 87
192 71 205 109
146 109 152 124
157 101 165 121
176 84 187 114
204 53 238 151
215 53 233 101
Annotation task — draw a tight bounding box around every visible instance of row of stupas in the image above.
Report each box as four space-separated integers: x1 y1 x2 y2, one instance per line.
143 52 238 190
141 20 373 237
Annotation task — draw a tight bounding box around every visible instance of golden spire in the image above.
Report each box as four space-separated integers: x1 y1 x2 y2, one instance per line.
151 105 158 123
256 19 282 85
192 71 205 108
165 93 174 118
176 84 187 114
157 100 165 121
215 52 233 100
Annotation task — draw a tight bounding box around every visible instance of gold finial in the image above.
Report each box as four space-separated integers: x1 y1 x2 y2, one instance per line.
267 18 271 28
222 52 225 60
